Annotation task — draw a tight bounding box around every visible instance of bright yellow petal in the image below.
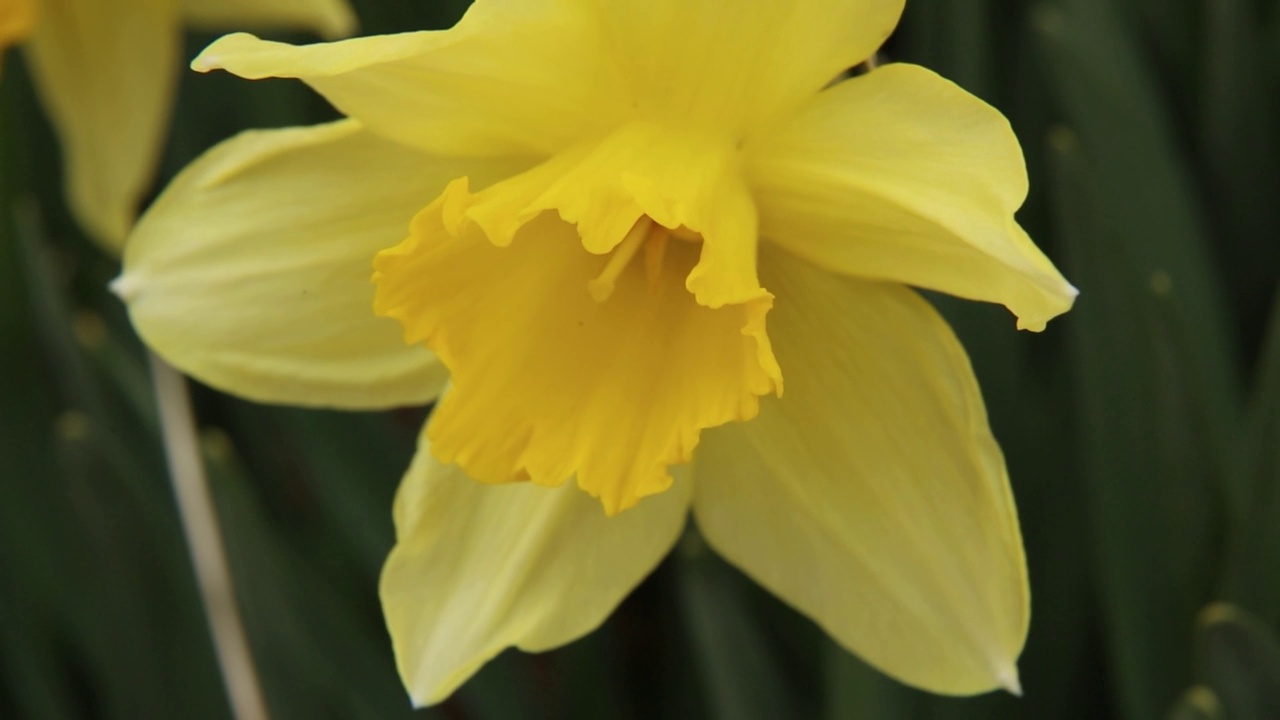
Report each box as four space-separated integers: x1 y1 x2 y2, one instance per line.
747 63 1077 331
464 121 764 308
694 246 1029 696
179 0 356 40
382 433 691 707
117 120 530 409
373 183 780 515
191 0 629 157
595 0 904 135
0 0 35 49
25 0 179 251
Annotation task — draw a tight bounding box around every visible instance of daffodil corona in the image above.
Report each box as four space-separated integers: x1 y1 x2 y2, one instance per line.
117 0 1078 706
0 0 355 251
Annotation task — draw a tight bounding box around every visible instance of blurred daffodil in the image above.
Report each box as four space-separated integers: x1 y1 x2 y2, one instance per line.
0 0 356 251
116 0 1078 706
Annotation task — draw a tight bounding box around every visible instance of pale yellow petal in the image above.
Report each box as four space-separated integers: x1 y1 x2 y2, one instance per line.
373 183 780 515
25 0 179 251
117 119 530 409
180 0 356 40
595 0 904 136
694 246 1029 695
191 0 629 157
382 433 691 707
747 63 1077 331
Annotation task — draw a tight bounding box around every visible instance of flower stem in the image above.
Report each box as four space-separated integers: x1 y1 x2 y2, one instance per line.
149 353 269 720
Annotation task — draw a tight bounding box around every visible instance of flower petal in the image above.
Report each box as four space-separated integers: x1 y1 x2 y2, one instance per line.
381 433 691 707
191 0 629 157
373 183 781 515
117 120 529 409
694 246 1029 695
747 63 1077 331
179 0 357 40
25 0 179 250
595 0 904 135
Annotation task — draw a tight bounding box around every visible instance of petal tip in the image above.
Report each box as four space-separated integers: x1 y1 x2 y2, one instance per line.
1015 317 1047 332
190 33 258 73
997 665 1023 697
109 272 141 303
190 50 224 73
1058 278 1081 304
1014 280 1079 332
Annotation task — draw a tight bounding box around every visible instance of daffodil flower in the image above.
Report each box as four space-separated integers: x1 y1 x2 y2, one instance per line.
0 0 355 251
116 0 1078 706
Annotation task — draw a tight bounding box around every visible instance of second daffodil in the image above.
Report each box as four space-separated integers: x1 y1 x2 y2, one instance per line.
116 0 1078 706
0 0 356 251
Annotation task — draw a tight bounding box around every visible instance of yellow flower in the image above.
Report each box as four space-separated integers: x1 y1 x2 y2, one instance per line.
1 0 356 251
116 0 1078 706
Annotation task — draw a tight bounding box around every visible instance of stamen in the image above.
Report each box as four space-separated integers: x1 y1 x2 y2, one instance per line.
588 218 652 302
644 225 669 294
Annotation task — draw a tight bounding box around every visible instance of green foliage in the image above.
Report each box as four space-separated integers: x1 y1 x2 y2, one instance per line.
2 0 1278 718
1194 604 1280 719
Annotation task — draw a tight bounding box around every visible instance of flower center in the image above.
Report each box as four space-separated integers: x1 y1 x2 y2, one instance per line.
588 217 702 302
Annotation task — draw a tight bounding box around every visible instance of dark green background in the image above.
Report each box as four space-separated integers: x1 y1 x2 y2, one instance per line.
2 1 1279 718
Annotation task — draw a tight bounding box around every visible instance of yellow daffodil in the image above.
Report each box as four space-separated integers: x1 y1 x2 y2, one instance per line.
0 0 356 251
115 0 1078 706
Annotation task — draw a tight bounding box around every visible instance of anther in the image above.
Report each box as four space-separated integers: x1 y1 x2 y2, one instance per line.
643 226 669 294
588 218 652 302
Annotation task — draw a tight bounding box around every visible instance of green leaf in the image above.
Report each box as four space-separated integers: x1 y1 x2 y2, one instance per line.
4 194 231 718
1045 118 1225 720
1195 603 1280 720
823 641 925 720
1114 0 1200 85
1222 294 1280 623
676 531 798 720
895 0 995 99
1198 0 1280 347
200 428 428 720
1034 0 1241 455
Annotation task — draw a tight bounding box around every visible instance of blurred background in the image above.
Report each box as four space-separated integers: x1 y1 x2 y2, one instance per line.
2 0 1278 718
